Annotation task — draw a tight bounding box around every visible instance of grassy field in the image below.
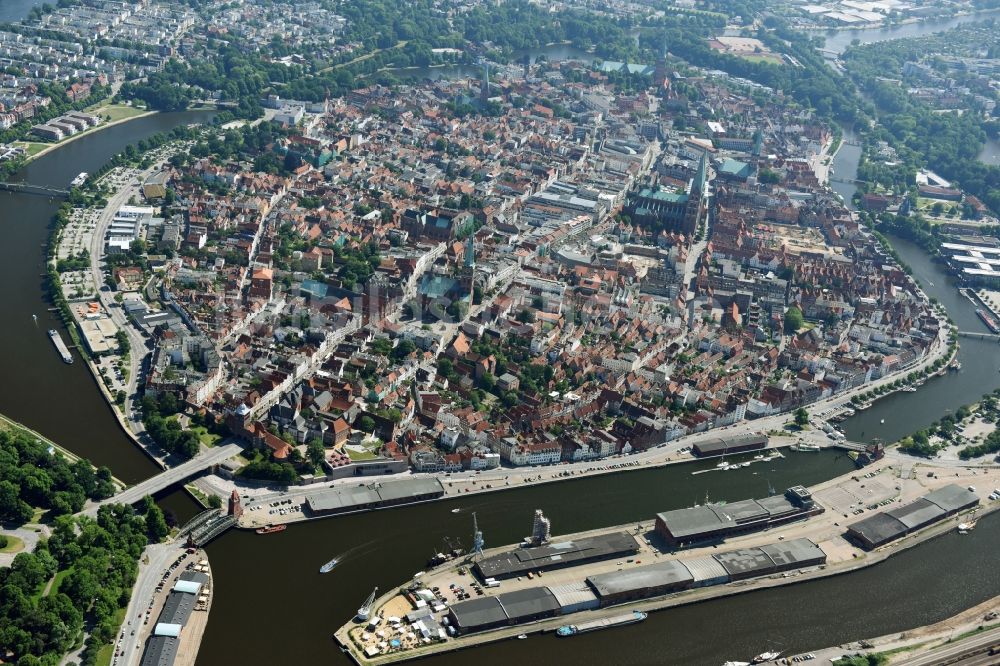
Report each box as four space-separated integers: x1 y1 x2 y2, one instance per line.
739 53 783 64
345 446 377 461
189 425 222 447
0 534 24 553
86 102 148 123
14 141 49 156
48 568 72 596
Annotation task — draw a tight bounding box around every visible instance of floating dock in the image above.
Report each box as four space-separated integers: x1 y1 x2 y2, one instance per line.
48 328 73 364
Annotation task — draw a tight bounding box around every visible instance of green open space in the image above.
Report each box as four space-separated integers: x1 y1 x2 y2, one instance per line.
0 533 24 553
189 425 222 447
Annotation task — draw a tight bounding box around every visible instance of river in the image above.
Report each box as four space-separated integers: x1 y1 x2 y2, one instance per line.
979 136 1000 167
821 8 1000 54
839 235 1000 443
200 450 858 666
0 111 213 523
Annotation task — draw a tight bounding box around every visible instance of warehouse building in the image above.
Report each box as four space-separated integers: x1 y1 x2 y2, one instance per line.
654 487 821 547
474 532 639 581
682 555 731 588
692 434 767 458
581 539 826 606
305 478 444 517
547 582 600 614
586 560 694 606
847 484 979 550
140 571 208 666
447 587 561 634
713 538 826 581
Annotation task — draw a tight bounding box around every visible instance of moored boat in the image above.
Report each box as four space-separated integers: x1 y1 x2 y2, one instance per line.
48 329 73 364
256 524 286 535
556 610 647 637
976 308 1000 334
751 651 781 663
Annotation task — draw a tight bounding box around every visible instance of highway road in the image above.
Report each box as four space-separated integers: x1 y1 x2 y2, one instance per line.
80 443 243 516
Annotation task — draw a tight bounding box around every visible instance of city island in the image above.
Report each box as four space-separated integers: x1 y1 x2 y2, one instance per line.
2 1 1000 666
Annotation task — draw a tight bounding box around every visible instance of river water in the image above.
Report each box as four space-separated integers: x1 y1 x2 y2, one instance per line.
839 235 1000 443
979 136 1000 167
821 9 1000 54
200 450 858 666
0 111 213 522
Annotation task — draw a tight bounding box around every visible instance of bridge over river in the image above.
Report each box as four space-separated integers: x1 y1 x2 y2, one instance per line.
0 181 69 197
957 330 1000 342
80 443 243 517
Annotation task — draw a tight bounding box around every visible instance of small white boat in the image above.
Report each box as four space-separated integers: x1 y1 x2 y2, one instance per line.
880 419 885 424
451 508 461 514
752 652 782 664
723 662 751 666
516 634 527 639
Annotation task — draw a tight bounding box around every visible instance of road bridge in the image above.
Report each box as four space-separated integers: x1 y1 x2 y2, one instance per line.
0 181 69 197
80 443 243 517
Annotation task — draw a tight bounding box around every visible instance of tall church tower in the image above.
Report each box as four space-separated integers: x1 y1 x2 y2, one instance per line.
683 153 708 235
480 62 490 104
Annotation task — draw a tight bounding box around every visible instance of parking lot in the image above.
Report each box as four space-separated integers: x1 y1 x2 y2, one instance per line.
814 470 899 517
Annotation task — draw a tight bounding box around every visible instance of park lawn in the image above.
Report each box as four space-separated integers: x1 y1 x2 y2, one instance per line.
345 447 377 461
87 102 148 123
17 141 49 156
48 568 72 596
0 534 24 553
739 53 783 65
189 425 221 447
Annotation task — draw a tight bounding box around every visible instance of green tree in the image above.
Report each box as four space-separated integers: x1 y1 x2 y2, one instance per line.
0 480 33 525
356 415 376 433
794 407 809 427
144 502 169 542
306 439 326 467
784 306 804 333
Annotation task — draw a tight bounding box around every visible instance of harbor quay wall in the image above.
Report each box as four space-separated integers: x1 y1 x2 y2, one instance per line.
335 500 997 666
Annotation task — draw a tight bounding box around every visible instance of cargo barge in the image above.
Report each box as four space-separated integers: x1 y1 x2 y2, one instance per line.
556 610 647 636
48 329 73 364
977 308 999 334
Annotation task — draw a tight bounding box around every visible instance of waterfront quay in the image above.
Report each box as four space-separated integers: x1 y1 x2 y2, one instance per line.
334 459 1000 665
233 428 855 531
